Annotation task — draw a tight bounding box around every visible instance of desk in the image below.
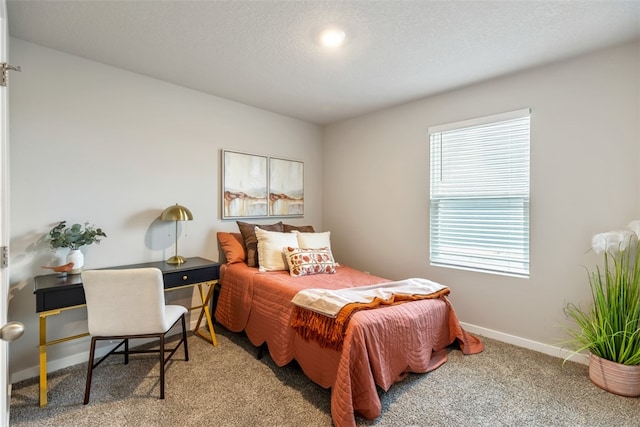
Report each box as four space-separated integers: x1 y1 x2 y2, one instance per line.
33 257 220 406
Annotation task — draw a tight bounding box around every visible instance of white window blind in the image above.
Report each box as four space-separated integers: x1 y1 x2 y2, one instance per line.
429 109 530 277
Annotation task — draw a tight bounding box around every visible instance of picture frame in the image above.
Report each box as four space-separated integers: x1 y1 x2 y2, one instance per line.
222 150 268 219
221 150 304 219
269 157 304 217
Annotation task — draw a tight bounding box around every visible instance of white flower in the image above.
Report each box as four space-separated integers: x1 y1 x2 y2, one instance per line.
627 220 640 239
591 230 636 254
591 233 607 254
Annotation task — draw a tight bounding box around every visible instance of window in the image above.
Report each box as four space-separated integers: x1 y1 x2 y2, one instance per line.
429 109 530 277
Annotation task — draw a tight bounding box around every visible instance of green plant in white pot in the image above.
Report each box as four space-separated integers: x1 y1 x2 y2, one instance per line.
46 221 107 274
564 221 640 396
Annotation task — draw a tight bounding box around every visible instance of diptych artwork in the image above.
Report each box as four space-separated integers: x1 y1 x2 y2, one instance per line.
222 150 304 219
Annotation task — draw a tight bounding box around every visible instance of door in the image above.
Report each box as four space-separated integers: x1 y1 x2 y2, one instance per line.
0 0 8 423
0 0 8 422
0 1 23 425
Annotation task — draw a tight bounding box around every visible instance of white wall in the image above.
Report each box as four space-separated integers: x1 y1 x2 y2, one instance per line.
323 41 640 352
7 38 323 381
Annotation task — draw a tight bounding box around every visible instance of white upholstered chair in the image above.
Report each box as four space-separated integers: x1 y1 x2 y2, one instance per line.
81 268 189 404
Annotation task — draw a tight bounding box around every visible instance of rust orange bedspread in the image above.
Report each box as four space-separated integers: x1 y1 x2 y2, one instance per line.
215 263 483 427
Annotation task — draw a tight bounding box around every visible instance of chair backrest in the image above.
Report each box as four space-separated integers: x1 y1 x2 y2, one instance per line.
81 268 167 336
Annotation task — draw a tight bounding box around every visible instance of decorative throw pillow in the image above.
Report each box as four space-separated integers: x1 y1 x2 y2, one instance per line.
293 230 331 249
283 224 315 233
237 221 284 267
283 247 337 277
217 232 246 265
255 227 299 271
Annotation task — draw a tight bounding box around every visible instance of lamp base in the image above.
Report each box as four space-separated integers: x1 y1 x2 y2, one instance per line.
166 255 187 265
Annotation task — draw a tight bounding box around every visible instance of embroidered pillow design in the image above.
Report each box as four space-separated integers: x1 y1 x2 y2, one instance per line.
284 247 337 277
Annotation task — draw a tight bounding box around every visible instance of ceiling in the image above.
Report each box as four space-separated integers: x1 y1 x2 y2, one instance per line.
7 0 640 125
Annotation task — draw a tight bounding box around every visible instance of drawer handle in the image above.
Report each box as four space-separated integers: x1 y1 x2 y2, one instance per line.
182 275 188 281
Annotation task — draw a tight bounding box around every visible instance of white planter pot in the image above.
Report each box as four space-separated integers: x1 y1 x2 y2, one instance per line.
67 249 84 274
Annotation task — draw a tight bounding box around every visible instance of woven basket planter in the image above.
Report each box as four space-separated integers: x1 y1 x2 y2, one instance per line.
589 353 640 397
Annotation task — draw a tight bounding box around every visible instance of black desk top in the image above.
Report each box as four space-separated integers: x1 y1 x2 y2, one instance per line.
34 256 218 293
34 257 220 314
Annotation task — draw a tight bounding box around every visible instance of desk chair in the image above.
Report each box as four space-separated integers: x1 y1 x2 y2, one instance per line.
81 268 189 404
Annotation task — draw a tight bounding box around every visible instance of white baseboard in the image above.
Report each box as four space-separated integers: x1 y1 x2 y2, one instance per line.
10 318 202 384
460 322 589 365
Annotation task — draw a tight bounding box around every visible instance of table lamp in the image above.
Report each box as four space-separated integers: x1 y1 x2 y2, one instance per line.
161 203 193 264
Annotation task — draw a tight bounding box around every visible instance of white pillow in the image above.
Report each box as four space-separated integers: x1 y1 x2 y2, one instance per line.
255 227 299 272
293 230 331 249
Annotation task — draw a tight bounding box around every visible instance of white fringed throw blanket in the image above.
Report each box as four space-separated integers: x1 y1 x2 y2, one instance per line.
290 278 450 350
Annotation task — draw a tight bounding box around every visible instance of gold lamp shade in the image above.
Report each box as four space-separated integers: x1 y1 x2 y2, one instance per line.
161 204 193 264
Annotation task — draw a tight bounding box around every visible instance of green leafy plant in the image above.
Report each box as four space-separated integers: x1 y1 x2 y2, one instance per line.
564 224 640 365
47 221 107 251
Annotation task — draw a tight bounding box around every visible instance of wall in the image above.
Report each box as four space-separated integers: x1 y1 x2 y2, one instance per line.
7 38 323 381
323 41 640 356
8 37 639 383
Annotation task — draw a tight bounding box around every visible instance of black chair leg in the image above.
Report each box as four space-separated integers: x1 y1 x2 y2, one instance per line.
83 337 98 405
159 334 165 399
181 314 189 361
83 322 188 403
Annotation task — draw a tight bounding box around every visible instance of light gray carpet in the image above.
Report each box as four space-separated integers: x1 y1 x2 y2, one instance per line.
9 326 640 426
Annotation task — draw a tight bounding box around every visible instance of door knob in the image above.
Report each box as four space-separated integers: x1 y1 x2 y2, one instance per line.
0 321 24 342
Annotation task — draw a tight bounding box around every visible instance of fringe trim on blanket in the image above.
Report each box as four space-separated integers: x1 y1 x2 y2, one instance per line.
290 288 451 351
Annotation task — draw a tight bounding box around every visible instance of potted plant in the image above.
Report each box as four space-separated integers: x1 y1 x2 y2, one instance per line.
46 221 107 274
564 221 640 397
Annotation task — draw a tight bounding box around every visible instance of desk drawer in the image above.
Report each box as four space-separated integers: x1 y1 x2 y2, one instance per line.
163 265 219 289
36 286 86 312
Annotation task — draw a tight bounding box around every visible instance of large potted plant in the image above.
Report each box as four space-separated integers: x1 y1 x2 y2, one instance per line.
564 221 640 397
46 221 107 274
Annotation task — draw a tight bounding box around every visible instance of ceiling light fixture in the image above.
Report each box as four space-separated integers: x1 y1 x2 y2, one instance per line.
319 28 346 48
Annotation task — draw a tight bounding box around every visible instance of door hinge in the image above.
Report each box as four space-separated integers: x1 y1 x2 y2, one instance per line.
0 63 21 87
1 246 8 268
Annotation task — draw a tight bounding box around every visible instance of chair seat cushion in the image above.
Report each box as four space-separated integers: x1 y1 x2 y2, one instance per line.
164 305 188 331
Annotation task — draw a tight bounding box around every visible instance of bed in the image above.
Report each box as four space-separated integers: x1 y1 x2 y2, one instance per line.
214 227 483 427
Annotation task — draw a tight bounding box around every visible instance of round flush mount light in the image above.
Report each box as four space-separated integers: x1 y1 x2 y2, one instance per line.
318 28 346 48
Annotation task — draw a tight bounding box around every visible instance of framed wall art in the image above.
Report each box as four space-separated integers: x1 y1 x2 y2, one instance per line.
221 150 304 219
269 157 304 217
222 150 268 219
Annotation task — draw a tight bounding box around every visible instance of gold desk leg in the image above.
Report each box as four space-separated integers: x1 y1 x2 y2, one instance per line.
37 308 87 407
193 282 218 347
38 313 52 407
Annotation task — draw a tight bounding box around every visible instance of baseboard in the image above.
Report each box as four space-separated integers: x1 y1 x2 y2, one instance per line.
460 322 589 365
11 343 112 384
10 318 203 384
